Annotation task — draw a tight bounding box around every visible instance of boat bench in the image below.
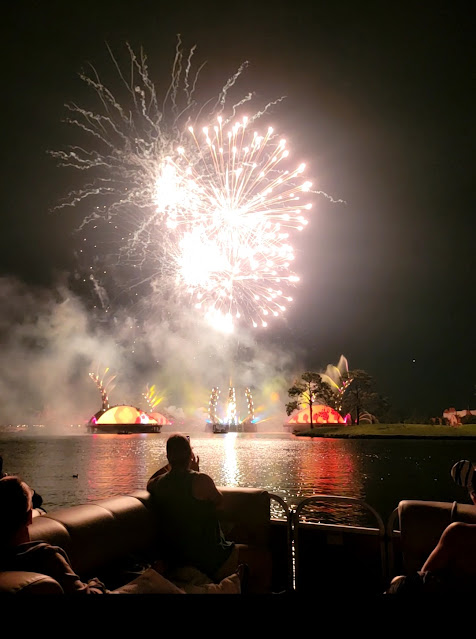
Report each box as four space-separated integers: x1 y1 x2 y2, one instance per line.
0 487 272 594
393 499 476 575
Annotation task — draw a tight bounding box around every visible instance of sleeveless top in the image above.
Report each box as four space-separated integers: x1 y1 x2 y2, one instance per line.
148 469 234 577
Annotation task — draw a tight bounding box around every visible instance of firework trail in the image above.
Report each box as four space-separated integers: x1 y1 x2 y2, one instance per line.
142 384 162 411
321 355 353 411
88 367 116 410
51 37 341 331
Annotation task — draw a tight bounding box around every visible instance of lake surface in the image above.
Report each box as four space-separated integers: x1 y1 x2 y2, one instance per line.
1 431 476 527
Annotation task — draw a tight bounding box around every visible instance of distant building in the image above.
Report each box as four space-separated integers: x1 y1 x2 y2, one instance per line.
443 407 476 426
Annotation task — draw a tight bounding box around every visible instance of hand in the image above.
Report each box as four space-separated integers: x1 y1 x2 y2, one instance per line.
189 451 200 471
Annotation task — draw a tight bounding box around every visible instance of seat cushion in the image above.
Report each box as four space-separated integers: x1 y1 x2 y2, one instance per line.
111 568 185 594
219 488 271 546
0 571 64 594
29 516 71 554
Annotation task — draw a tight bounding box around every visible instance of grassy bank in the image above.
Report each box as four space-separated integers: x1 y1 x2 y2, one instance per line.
295 423 476 438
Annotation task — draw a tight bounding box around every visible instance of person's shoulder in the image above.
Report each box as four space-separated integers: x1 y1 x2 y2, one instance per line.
17 540 52 552
14 541 63 561
148 471 170 493
152 471 172 484
192 472 220 501
24 541 63 555
192 472 215 485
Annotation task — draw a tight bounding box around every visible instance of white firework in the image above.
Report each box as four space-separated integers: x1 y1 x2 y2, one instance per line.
156 117 312 330
50 37 339 331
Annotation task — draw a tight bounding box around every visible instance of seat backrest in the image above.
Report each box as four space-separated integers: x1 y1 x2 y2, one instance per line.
218 487 271 546
26 488 270 579
133 487 271 546
0 571 64 594
29 495 156 576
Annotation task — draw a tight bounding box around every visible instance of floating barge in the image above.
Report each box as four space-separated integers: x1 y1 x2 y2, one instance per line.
87 423 162 434
87 405 170 434
208 420 257 433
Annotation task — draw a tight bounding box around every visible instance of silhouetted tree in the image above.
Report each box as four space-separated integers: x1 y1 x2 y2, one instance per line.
341 369 386 425
286 371 334 429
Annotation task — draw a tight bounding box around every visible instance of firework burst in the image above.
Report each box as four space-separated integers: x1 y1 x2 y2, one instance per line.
51 38 339 331
156 116 313 331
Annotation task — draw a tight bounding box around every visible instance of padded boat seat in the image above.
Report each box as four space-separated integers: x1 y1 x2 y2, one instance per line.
0 571 64 594
1 487 273 594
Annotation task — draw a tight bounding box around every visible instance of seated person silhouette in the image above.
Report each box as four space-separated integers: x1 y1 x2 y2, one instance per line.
147 434 240 584
0 455 44 512
0 475 112 593
0 475 193 594
387 460 476 596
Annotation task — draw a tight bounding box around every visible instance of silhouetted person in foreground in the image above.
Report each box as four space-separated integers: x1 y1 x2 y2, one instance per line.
0 475 112 593
387 460 476 596
0 455 44 512
147 434 239 582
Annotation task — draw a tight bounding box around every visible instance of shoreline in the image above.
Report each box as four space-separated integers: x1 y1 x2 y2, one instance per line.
295 433 476 440
290 422 476 439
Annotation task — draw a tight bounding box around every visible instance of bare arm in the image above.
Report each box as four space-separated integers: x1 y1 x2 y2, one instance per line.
422 522 476 577
147 463 170 491
192 473 224 509
421 530 453 574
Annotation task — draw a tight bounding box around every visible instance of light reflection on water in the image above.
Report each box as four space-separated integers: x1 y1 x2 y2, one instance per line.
2 432 476 527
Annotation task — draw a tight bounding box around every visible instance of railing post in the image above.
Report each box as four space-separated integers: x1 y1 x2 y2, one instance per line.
385 508 400 585
269 493 294 592
293 495 386 594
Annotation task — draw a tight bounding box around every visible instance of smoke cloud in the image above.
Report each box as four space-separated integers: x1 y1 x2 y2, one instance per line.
0 276 301 432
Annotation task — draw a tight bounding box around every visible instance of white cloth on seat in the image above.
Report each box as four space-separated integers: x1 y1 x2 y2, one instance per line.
111 568 186 594
166 565 241 594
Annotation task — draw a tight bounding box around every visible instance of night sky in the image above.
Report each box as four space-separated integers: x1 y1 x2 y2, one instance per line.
0 0 474 419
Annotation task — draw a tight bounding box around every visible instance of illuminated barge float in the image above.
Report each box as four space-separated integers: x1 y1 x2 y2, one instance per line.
87 405 171 434
206 386 257 433
86 372 171 434
284 404 349 433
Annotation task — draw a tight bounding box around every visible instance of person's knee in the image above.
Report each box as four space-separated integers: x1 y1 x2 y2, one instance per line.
386 573 424 595
214 546 239 582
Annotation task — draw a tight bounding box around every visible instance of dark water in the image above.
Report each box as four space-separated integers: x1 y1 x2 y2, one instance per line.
1 431 475 527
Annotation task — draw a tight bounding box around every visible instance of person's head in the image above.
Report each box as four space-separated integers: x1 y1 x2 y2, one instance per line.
0 476 34 546
450 460 476 505
166 434 192 470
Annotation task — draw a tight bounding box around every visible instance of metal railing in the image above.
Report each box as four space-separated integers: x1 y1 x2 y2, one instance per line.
269 493 293 592
386 507 400 580
291 494 388 591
